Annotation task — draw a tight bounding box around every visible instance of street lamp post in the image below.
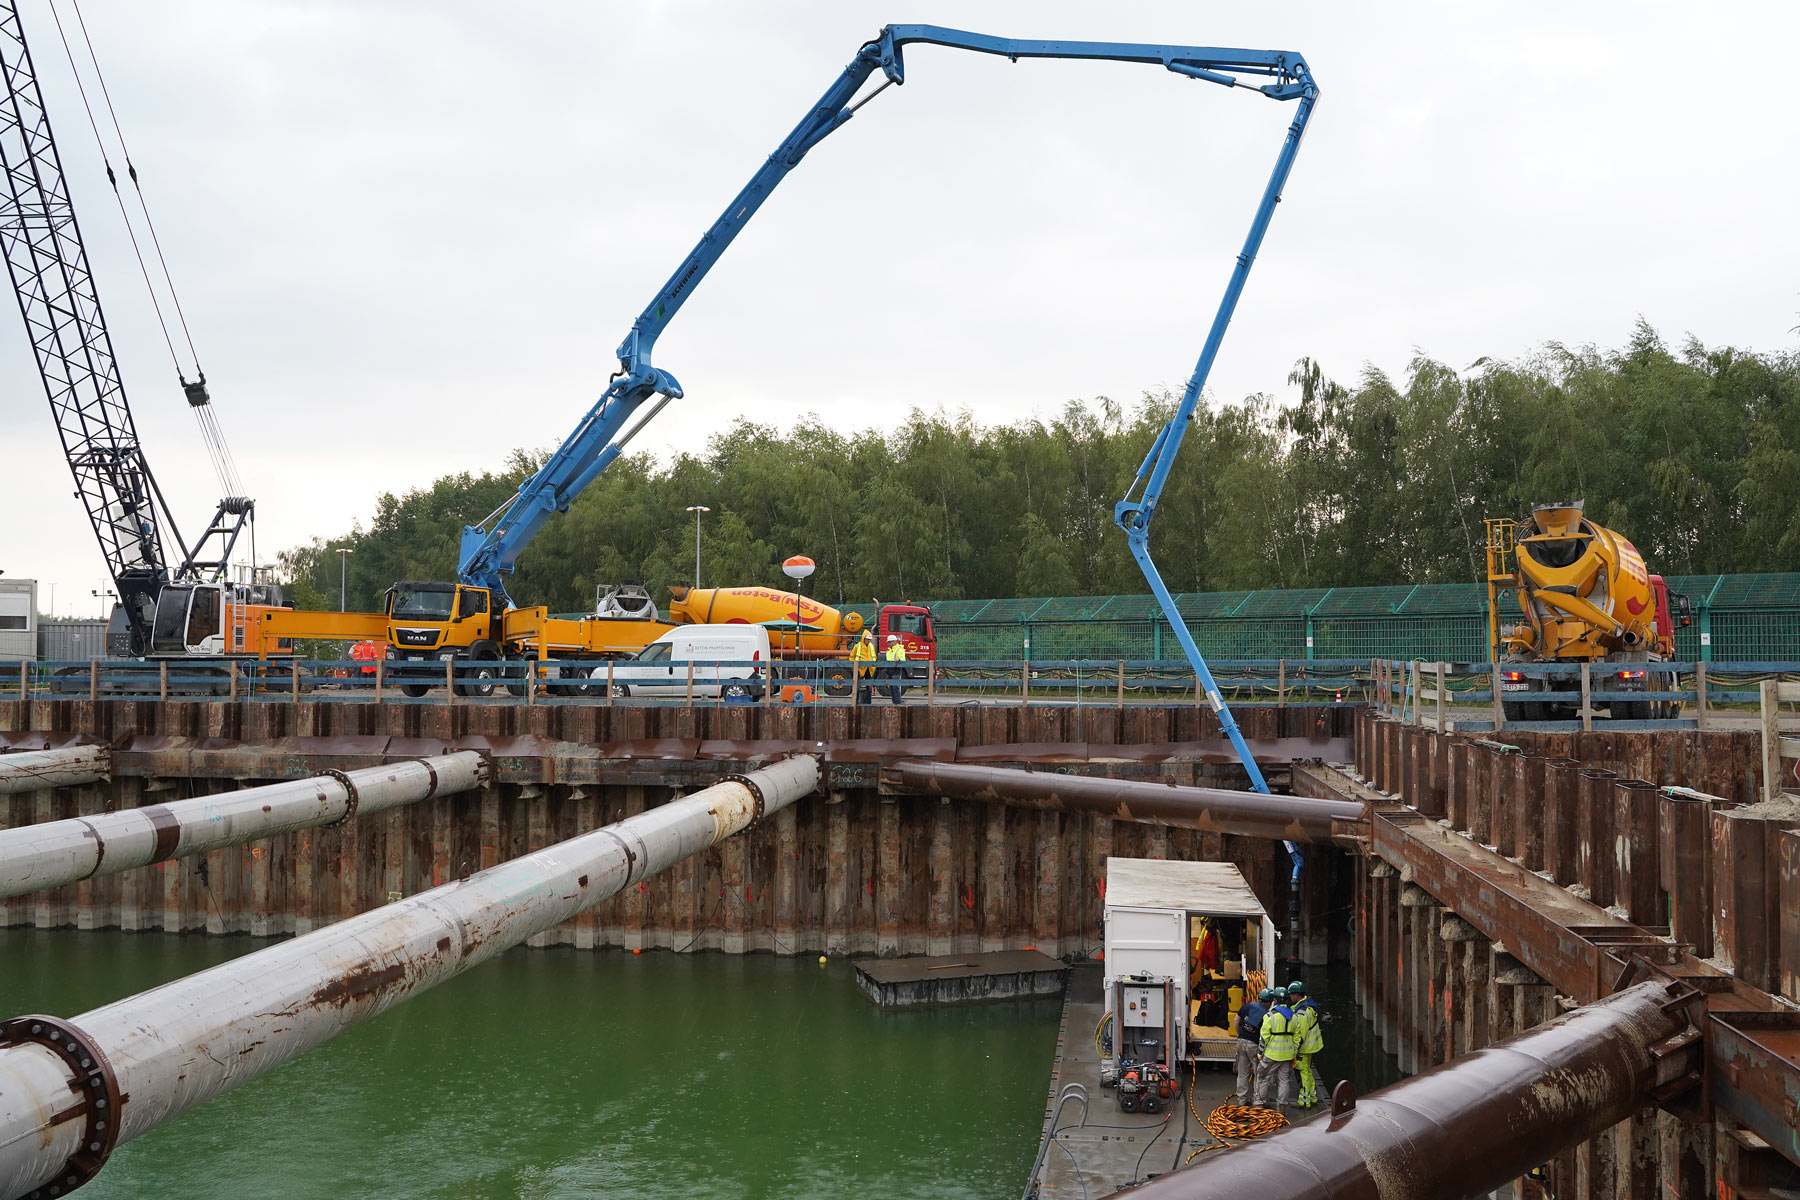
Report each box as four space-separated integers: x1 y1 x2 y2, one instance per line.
684 506 710 588
337 547 352 612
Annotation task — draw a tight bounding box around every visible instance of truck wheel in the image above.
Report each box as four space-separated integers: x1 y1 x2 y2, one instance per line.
1501 700 1531 724
1612 700 1650 721
459 642 501 698
821 665 852 697
723 682 752 699
400 683 430 698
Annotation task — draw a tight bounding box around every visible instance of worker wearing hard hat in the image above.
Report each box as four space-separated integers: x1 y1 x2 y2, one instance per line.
851 629 877 703
880 633 908 704
1254 986 1298 1110
1234 988 1272 1101
1287 981 1324 1107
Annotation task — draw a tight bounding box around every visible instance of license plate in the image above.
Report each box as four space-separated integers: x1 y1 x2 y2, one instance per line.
1501 682 1528 692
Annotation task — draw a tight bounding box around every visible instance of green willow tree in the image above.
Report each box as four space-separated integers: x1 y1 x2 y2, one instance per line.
278 326 1800 613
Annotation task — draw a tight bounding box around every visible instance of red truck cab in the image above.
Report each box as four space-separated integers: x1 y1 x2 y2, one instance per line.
875 603 936 668
1647 575 1693 655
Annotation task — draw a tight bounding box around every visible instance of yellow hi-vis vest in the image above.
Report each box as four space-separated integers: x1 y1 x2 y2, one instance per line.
852 639 876 677
1259 1006 1298 1062
1292 1000 1323 1055
884 642 908 663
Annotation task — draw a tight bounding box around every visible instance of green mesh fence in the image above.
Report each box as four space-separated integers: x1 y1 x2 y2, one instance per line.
881 573 1800 663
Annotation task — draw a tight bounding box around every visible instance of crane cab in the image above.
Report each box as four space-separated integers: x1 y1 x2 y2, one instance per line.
147 582 291 658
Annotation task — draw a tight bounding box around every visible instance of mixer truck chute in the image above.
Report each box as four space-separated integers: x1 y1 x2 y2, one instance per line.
1486 501 1692 722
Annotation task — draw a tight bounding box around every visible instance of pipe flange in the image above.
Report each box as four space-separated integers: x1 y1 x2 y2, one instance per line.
720 774 765 820
0 1014 123 1197
321 768 360 827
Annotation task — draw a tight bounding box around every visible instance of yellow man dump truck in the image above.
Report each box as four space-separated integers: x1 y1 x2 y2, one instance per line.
1486 501 1690 721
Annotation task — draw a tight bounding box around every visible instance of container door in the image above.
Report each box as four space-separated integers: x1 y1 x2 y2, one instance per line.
1105 907 1187 987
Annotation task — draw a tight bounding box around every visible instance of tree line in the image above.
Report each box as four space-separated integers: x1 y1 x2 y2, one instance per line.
278 322 1800 615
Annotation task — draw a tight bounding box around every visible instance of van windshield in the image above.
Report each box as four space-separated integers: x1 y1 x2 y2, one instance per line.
635 643 672 662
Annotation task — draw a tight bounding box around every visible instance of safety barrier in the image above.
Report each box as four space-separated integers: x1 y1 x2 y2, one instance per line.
1 655 1370 707
1374 658 1800 732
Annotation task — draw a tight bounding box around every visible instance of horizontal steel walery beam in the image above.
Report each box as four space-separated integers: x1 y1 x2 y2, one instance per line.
0 732 1344 787
891 760 1362 844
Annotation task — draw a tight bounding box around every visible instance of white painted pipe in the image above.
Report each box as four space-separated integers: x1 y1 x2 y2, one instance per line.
0 755 818 1200
0 753 488 902
0 745 107 795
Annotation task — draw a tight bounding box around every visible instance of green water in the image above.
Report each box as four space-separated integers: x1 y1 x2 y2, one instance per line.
0 931 1061 1199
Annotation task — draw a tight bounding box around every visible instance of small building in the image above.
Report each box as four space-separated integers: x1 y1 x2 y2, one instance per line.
1102 856 1277 1073
0 578 35 662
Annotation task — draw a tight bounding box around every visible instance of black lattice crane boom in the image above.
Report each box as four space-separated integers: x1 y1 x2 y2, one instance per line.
0 0 257 656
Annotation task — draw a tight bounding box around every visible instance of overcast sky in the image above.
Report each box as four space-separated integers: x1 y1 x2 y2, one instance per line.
4 0 1796 617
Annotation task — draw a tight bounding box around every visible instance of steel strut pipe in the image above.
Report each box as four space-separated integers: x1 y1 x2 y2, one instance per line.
0 753 489 902
0 745 108 795
1105 977 1703 1200
892 760 1361 844
0 755 818 1200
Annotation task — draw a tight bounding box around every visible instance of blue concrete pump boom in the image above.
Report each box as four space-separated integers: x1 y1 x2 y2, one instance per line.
458 27 1319 680
458 24 1315 852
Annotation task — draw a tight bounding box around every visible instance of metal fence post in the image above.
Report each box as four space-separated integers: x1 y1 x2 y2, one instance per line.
291 658 300 700
1435 661 1446 733
1580 662 1593 732
88 659 97 703
159 659 167 702
1116 660 1125 709
1409 660 1421 726
446 658 456 704
1490 662 1504 730
685 660 694 706
1020 659 1029 707
1694 661 1707 731
527 663 537 706
926 660 935 705
609 660 618 705
229 660 239 703
1761 678 1782 804
375 658 384 704
1277 659 1287 708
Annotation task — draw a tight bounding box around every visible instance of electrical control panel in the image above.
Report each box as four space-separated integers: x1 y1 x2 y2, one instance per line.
1121 984 1165 1027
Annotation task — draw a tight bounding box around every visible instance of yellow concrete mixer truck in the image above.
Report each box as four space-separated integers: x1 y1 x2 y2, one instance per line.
1485 501 1691 722
667 585 936 694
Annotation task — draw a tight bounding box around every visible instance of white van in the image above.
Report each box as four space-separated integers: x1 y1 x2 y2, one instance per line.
606 624 769 699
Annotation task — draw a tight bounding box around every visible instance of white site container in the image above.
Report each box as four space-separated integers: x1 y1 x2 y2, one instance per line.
1102 856 1278 1066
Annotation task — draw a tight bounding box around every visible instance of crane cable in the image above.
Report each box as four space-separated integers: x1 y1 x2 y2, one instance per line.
46 0 244 503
